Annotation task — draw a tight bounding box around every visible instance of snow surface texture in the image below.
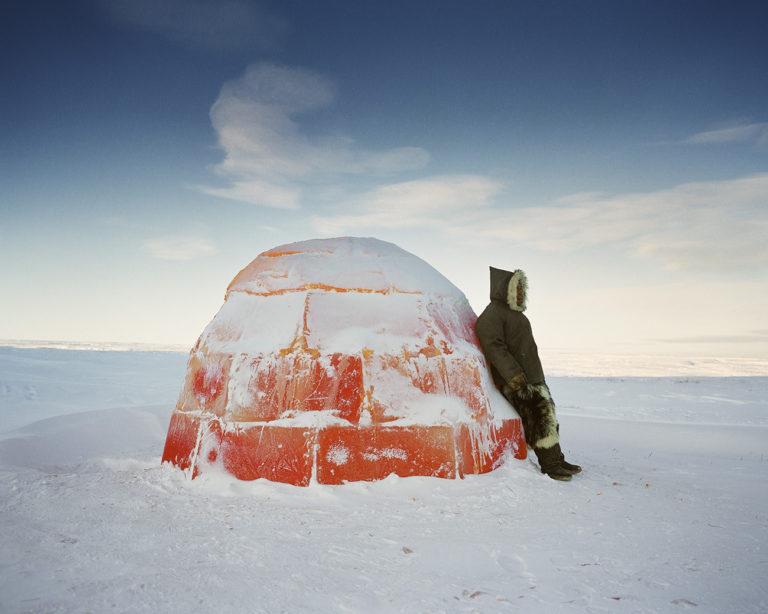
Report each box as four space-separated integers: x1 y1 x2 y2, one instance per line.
1 347 767 613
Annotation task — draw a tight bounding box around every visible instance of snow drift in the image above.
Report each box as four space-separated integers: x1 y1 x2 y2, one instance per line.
161 237 525 485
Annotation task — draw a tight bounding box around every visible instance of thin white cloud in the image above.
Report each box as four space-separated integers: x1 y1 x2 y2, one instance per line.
518 174 768 270
101 0 286 49
200 63 429 208
143 236 217 261
685 121 768 146
312 175 503 235
314 172 768 271
201 180 301 210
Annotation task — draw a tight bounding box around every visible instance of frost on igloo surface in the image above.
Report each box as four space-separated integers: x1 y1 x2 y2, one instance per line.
161 237 526 485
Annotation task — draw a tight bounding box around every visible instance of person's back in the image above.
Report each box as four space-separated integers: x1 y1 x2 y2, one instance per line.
475 266 581 481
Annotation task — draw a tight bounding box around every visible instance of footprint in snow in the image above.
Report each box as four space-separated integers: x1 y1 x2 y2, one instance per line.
495 552 537 588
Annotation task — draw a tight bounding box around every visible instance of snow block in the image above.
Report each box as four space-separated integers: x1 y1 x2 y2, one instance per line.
220 424 314 485
176 353 231 416
227 352 363 423
161 237 526 485
455 419 526 477
316 425 456 484
161 411 200 470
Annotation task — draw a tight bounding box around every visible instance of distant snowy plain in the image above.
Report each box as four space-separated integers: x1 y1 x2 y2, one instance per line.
1 346 766 613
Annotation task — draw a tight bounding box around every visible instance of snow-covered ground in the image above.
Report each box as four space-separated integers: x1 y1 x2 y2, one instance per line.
1 347 766 613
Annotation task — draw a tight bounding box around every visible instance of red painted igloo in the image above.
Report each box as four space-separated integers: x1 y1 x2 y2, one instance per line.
162 237 526 485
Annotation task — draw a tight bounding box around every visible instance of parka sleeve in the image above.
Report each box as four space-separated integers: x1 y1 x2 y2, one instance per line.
475 309 525 385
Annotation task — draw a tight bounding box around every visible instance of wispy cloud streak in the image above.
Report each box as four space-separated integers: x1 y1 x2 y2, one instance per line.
200 63 429 208
315 173 768 271
101 0 286 49
312 175 503 235
685 121 768 146
143 236 217 261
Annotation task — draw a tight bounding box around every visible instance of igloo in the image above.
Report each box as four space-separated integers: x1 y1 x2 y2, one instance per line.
161 237 526 485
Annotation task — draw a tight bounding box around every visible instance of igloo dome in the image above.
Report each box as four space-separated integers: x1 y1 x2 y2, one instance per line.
161 237 525 485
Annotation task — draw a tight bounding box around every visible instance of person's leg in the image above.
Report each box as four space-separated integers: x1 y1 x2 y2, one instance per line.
503 382 580 479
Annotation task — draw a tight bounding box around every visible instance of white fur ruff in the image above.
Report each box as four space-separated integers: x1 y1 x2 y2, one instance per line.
506 269 528 312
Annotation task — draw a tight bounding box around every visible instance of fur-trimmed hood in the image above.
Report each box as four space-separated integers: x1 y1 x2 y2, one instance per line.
489 266 528 312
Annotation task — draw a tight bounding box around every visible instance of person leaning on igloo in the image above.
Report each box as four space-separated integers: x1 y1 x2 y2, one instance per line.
476 267 582 481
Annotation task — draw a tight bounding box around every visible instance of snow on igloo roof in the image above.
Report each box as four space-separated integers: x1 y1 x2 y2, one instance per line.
199 237 480 358
226 237 464 299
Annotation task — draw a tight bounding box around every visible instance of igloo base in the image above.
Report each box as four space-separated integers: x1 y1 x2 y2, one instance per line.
162 411 526 486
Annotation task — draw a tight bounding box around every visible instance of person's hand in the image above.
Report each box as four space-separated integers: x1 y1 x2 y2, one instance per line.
507 371 528 392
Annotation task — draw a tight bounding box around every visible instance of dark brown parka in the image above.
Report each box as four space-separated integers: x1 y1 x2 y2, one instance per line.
475 267 545 388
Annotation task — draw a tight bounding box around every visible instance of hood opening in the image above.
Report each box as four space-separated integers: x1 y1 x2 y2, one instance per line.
507 269 528 312
489 266 527 312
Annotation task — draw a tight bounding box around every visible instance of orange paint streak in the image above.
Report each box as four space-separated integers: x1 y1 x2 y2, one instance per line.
228 283 423 298
261 250 303 258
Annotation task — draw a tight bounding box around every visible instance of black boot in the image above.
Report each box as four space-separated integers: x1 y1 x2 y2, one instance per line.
535 445 572 482
553 430 582 475
559 459 582 475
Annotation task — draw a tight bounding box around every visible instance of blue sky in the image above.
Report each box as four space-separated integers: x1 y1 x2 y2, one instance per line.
2 0 767 356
